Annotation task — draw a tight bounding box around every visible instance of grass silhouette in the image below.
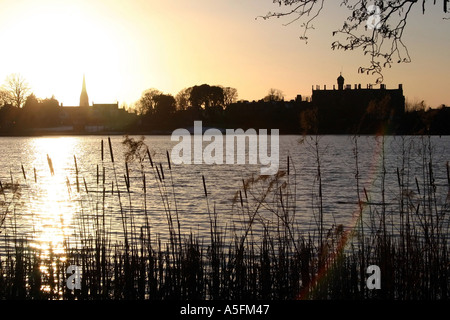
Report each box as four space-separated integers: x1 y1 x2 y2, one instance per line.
0 135 448 300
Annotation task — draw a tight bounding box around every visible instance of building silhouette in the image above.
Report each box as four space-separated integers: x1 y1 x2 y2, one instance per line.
59 75 135 132
311 74 405 133
80 74 89 107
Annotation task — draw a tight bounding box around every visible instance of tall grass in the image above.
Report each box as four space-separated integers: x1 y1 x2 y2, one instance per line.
0 135 448 300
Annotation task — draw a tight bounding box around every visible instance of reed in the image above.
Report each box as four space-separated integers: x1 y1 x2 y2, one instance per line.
0 135 448 300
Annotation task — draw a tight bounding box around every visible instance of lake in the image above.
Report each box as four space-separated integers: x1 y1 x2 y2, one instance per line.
0 134 449 257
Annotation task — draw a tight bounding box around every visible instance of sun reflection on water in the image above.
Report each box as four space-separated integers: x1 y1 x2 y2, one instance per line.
28 137 80 257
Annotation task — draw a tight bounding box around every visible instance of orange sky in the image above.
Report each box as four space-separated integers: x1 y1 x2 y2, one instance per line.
0 0 448 108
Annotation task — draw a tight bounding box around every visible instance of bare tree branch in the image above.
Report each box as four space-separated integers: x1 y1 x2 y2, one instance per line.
2 73 30 108
258 0 325 43
261 0 449 81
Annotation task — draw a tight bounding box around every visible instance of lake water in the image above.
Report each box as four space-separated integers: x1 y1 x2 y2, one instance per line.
0 135 449 257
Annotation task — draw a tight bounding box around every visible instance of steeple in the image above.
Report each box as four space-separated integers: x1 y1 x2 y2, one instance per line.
80 74 89 107
337 72 345 91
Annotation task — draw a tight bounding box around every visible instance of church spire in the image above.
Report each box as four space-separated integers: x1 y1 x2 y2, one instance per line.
80 74 89 107
337 72 345 91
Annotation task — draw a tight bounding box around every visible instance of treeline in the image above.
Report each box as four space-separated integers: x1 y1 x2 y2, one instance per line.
0 94 71 131
135 84 238 131
398 105 450 135
133 84 303 133
0 74 63 131
132 83 450 135
1 72 449 135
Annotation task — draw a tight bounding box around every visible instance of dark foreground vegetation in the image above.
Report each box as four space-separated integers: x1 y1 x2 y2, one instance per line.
0 136 448 300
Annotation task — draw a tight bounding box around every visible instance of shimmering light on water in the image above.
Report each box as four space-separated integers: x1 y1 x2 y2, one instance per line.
27 137 80 255
0 135 449 261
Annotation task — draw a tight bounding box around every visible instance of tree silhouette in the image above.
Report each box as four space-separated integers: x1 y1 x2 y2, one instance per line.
137 88 162 115
0 89 11 107
2 73 30 108
154 94 176 116
189 84 225 110
0 103 19 132
23 93 39 110
261 0 449 82
263 88 284 102
175 87 192 111
222 86 239 108
21 94 61 128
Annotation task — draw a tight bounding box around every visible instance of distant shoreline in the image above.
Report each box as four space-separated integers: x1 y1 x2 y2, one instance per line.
0 130 448 137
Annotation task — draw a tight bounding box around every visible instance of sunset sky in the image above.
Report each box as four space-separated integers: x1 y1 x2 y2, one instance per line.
0 0 448 108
